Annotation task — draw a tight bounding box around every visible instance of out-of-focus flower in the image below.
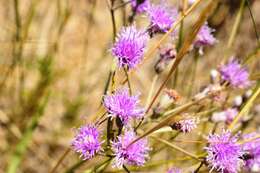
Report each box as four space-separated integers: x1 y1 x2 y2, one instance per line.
147 2 178 35
112 25 149 69
111 130 150 168
205 130 244 173
130 0 150 13
170 117 198 133
71 125 102 160
225 108 238 125
194 23 216 54
104 88 144 125
211 108 238 125
154 45 176 73
167 167 182 173
242 133 260 172
219 58 251 89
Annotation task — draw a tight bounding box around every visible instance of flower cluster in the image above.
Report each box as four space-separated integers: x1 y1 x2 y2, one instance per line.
69 1 257 172
111 130 150 168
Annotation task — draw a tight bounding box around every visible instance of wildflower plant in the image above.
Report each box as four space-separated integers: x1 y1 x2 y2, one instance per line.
33 1 260 173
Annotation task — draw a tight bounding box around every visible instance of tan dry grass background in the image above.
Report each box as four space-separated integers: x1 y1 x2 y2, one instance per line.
0 0 260 172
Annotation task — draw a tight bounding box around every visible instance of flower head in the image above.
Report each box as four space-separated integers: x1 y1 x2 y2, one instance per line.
219 58 251 89
111 130 150 168
147 3 178 34
154 45 176 73
205 130 244 173
71 125 102 160
103 88 145 125
130 0 150 13
242 133 260 172
167 167 182 173
195 23 216 47
112 25 149 69
170 117 198 133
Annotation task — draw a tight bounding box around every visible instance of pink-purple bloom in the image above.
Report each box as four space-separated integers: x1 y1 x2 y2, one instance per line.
194 23 216 54
219 58 251 89
147 2 178 34
195 23 216 46
111 130 150 168
71 125 102 160
154 45 176 73
242 133 260 172
171 117 198 133
130 0 150 13
205 130 244 173
103 88 145 125
112 25 149 69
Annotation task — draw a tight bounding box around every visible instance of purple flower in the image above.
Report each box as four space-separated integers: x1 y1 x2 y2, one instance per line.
167 167 182 173
130 0 150 13
103 88 145 125
71 125 102 160
205 130 244 173
195 23 216 47
170 117 198 133
219 58 251 89
147 2 178 34
154 45 176 73
112 25 149 69
111 130 150 168
194 23 216 54
242 133 260 172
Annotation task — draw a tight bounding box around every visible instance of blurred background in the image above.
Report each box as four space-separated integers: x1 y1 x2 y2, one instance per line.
0 0 259 172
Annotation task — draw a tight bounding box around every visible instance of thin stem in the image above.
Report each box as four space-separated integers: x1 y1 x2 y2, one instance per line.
145 75 158 109
151 136 201 161
193 161 204 173
227 0 245 48
49 148 71 173
112 0 131 11
245 0 260 46
123 67 132 95
187 50 199 98
123 165 131 173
